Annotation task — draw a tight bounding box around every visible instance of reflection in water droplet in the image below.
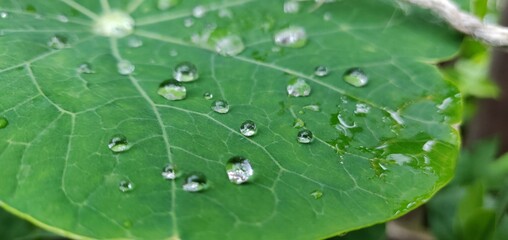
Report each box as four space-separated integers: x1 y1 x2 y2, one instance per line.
240 120 257 137
117 60 135 75
162 164 179 180
183 172 208 192
119 180 134 192
354 103 370 115
287 78 311 97
211 100 230 114
93 11 134 38
284 1 300 13
0 117 8 129
192 5 206 18
57 14 68 23
215 35 245 56
0 12 8 19
77 63 94 74
173 62 199 82
108 134 131 153
314 66 329 77
274 26 307 48
297 129 313 144
387 154 412 165
310 190 323 199
203 92 213 100
127 37 143 48
343 68 368 87
47 35 67 49
226 156 254 184
184 18 194 27
293 118 305 128
157 80 187 101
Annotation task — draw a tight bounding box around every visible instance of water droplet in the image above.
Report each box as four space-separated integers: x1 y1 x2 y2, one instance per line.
293 118 305 128
192 5 207 18
323 12 332 21
127 37 143 48
354 103 370 114
183 172 208 192
287 78 311 97
158 0 180 10
77 63 94 74
157 80 187 101
173 62 199 82
117 60 135 75
108 134 131 153
387 154 413 165
93 11 134 38
47 35 67 49
240 120 257 137
274 26 307 48
119 180 134 192
184 18 194 27
0 12 8 19
437 97 453 111
215 35 245 56
226 156 254 184
423 140 436 152
303 104 320 112
343 68 368 87
56 14 68 23
388 110 404 125
203 92 213 100
162 164 179 180
169 50 178 57
218 9 233 18
211 100 230 114
310 190 323 199
284 1 300 13
297 129 313 144
314 66 329 77
0 117 8 129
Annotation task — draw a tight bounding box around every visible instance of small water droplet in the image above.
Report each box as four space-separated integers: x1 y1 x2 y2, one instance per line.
119 180 134 192
47 35 67 49
274 26 307 48
343 68 368 87
173 62 198 82
169 49 178 57
183 172 208 192
56 14 68 23
157 0 180 10
215 35 245 56
423 140 436 152
0 117 8 129
226 156 254 184
218 8 233 18
203 92 213 100
284 1 300 13
211 100 230 114
297 129 313 144
354 103 370 114
240 120 257 137
0 12 8 19
127 37 143 48
437 97 453 111
184 18 194 27
157 80 187 101
162 164 179 180
293 118 305 128
303 104 320 112
287 78 311 97
77 63 94 74
192 5 207 18
310 190 323 199
117 60 135 75
388 110 404 125
93 11 134 38
323 12 332 21
108 134 131 153
314 66 329 77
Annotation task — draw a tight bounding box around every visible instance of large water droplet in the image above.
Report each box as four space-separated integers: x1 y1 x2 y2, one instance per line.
162 164 179 180
0 117 8 129
157 80 187 101
119 180 134 192
215 35 245 56
226 156 254 184
77 63 94 74
117 60 135 75
310 190 323 199
297 129 313 144
274 26 307 48
287 78 311 97
284 1 300 13
47 35 67 49
108 134 131 153
240 120 257 137
211 100 230 114
183 172 208 192
93 11 134 38
173 62 199 82
203 92 213 100
343 68 368 87
127 37 143 48
192 5 207 18
314 66 329 77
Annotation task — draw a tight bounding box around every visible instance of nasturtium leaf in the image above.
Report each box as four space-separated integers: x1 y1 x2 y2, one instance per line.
0 0 462 239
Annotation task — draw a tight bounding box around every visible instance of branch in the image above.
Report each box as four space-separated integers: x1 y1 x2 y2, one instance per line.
400 0 508 47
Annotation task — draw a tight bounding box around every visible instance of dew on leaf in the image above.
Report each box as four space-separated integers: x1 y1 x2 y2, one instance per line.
56 14 68 23
324 12 332 21
314 66 329 77
297 129 313 144
117 60 135 75
127 37 143 48
354 103 370 115
293 118 305 128
157 0 180 10
303 104 320 112
108 134 131 153
192 5 207 18
169 50 178 57
162 164 179 180
240 120 257 137
183 172 208 192
0 117 8 129
0 12 8 19
119 180 134 192
218 9 233 18
284 1 300 13
274 26 307 48
423 140 436 152
203 92 213 100
157 80 187 101
215 35 245 56
226 156 254 184
47 35 67 49
184 18 194 28
287 78 311 97
77 63 94 74
93 11 134 38
211 100 230 114
388 110 405 125
343 68 368 87
173 62 199 82
437 97 453 111
310 190 323 199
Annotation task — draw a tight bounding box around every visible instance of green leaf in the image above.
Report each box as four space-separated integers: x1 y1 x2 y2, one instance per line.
0 0 462 239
